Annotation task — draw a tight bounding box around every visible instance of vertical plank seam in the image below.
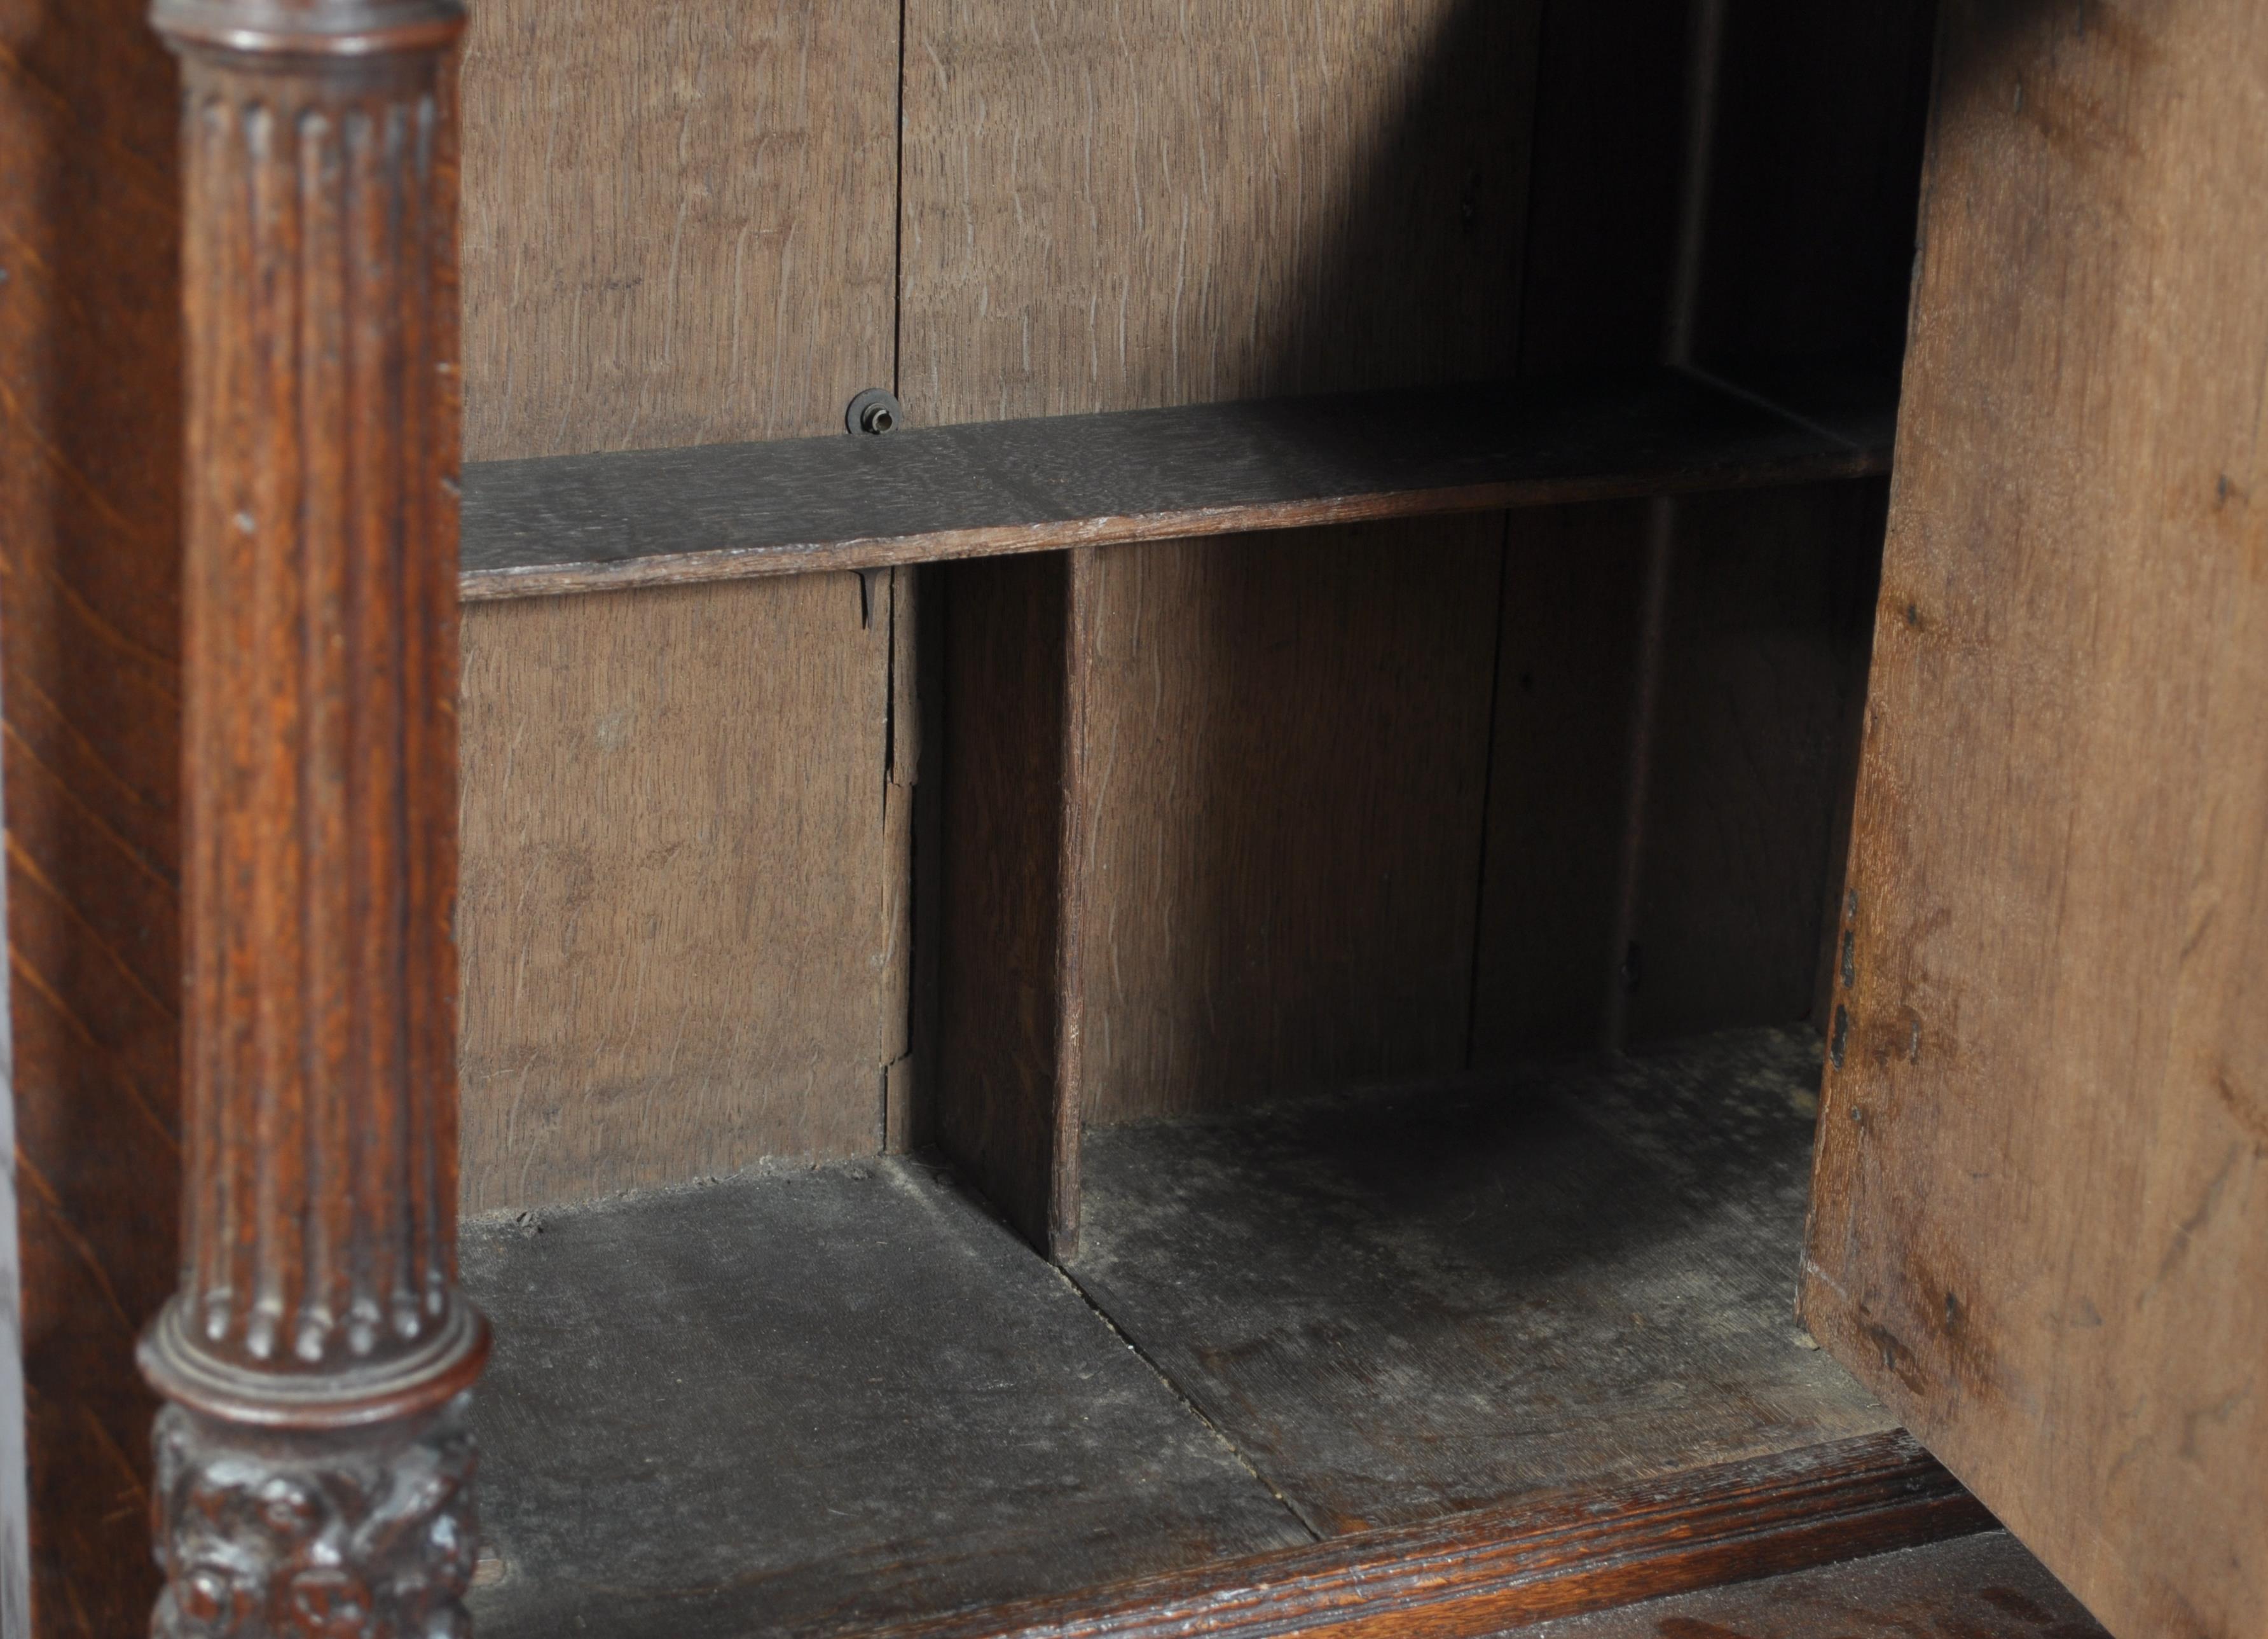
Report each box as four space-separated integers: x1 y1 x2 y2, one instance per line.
891 0 909 404
1462 518 1513 1071
1603 0 1727 1049
1048 1258 1325 1545
1509 1 1556 380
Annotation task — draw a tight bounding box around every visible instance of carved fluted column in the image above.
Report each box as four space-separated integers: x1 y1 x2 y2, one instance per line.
139 4 487 1635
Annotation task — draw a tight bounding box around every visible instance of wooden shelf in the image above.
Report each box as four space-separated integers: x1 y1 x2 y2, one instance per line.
462 1027 1942 1639
458 365 1896 601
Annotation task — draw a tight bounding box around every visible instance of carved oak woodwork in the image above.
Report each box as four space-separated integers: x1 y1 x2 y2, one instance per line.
140 3 486 1633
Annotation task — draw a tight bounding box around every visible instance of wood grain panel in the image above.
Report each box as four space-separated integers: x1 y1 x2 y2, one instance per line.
1077 518 1502 1125
457 576 899 1213
1501 1530 2103 1639
1469 0 1693 1065
888 1432 1988 1639
935 552 1089 1254
0 3 181 1629
1625 481 1884 1045
1469 503 1649 1059
906 0 1538 1144
0 726 25 1639
900 0 1541 425
459 0 898 460
1803 4 2268 1635
457 370 1895 599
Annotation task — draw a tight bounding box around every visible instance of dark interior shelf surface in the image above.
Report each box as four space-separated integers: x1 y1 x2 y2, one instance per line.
464 1027 1889 1639
1069 1027 1893 1537
458 364 1896 600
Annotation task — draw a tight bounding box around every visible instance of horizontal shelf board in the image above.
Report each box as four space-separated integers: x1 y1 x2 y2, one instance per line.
458 366 1895 600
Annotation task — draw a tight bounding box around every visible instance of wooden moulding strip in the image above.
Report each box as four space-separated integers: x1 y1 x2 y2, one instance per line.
457 366 1894 601
874 1431 1993 1639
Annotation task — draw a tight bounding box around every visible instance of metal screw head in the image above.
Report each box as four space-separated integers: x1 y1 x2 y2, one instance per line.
847 387 904 436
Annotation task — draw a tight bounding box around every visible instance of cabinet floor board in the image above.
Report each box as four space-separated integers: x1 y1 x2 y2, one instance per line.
465 1028 1907 1638
1071 1027 1893 1535
462 1159 1312 1639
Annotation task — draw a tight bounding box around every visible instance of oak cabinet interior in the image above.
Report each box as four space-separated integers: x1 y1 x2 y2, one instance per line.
448 1 1944 1633
13 0 2263 1633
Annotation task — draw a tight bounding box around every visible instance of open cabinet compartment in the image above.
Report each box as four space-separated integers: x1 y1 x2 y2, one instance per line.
11 0 2262 1629
436 3 1985 1635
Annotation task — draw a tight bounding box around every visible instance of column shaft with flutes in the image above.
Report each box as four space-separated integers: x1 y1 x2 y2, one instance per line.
140 4 486 1634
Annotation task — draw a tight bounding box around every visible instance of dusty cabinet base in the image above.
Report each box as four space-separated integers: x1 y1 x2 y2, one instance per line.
459 1028 2013 1639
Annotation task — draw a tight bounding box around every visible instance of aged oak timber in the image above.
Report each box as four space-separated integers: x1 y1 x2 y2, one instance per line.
0 0 186 1625
460 1158 1311 1639
1483 1530 2106 1639
1802 0 2268 1633
1071 1027 1893 1533
878 1432 1989 1639
457 0 899 461
455 576 905 1214
455 369 1892 600
138 1 488 1633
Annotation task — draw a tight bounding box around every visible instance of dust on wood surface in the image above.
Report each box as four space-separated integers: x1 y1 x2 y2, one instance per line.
1801 0 2268 1633
460 0 898 460
462 1157 1310 1639
1073 1026 1892 1535
1502 1530 2106 1639
455 370 1893 600
457 576 902 1212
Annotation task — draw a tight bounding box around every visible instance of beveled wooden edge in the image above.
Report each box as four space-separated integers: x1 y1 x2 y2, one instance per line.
139 1301 490 1430
151 0 465 57
872 1431 1991 1639
458 450 1888 603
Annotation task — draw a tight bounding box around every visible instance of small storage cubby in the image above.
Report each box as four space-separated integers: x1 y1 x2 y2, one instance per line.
447 1 1941 1633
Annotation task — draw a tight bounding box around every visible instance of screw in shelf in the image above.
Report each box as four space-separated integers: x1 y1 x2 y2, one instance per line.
846 387 904 436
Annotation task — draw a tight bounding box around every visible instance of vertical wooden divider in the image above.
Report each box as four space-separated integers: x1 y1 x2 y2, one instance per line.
912 1 1537 1239
139 1 488 1630
937 551 1093 1259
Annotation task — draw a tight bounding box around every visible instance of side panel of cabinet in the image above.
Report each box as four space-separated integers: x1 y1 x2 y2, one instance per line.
0 4 181 1630
1803 4 2268 1634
